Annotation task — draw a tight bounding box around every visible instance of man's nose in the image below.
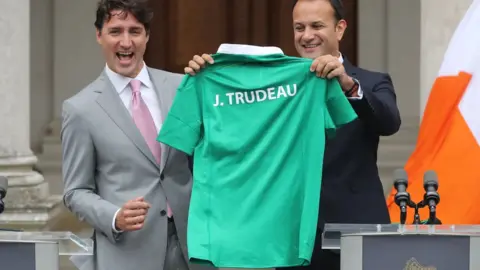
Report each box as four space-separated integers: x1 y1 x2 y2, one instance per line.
302 28 315 41
119 33 133 47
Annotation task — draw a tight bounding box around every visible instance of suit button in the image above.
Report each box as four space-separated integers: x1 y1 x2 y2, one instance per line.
160 210 167 216
160 173 164 181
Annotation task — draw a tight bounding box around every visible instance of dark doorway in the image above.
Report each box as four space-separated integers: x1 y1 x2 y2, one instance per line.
145 0 358 73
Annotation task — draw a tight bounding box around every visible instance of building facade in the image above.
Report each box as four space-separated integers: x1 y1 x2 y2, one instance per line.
0 0 473 228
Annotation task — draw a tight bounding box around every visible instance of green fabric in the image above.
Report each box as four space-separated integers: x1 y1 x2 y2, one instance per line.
158 53 358 268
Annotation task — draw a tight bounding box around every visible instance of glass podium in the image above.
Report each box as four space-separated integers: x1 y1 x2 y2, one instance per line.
0 231 93 270
322 223 480 270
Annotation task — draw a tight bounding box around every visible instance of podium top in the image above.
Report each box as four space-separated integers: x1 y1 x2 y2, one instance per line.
322 223 480 250
0 231 93 256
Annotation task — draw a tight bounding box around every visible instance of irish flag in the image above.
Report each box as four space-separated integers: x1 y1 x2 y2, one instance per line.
387 0 480 224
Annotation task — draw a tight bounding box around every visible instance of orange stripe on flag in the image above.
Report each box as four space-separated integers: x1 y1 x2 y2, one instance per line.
387 72 477 224
405 72 472 173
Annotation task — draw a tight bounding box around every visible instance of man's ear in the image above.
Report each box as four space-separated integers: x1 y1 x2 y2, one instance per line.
335 19 347 42
96 29 102 45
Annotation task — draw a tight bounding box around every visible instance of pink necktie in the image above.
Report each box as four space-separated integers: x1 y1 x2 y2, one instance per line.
130 79 172 217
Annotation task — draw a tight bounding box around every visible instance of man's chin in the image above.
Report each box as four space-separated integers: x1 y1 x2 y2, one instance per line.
298 50 322 60
115 66 137 78
300 53 319 60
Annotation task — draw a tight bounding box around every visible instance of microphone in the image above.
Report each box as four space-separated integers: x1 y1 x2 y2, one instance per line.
0 176 7 214
393 169 411 224
423 170 440 223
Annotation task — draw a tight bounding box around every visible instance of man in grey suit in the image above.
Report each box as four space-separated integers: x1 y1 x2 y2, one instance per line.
61 0 194 269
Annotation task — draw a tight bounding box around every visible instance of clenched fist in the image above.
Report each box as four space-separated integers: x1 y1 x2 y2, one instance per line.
115 197 151 232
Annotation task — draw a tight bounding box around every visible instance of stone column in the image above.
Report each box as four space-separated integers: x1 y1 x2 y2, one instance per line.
0 0 62 230
37 0 103 196
420 0 472 117
53 0 103 118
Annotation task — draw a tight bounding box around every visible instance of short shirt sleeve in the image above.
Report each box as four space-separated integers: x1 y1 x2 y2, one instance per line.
157 76 203 155
324 79 358 138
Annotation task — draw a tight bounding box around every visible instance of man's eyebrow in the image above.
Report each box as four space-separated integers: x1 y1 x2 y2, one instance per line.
106 26 143 30
294 20 324 24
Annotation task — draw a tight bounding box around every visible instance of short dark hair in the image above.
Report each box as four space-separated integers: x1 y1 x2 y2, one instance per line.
292 0 344 22
94 0 153 33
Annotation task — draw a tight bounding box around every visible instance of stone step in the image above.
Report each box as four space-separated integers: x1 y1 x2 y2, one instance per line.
36 158 62 173
378 160 405 174
380 121 419 145
378 143 415 163
37 152 62 163
43 135 61 143
378 162 404 193
37 135 63 174
378 160 404 195
6 181 51 202
380 132 418 145
43 173 64 195
41 138 63 156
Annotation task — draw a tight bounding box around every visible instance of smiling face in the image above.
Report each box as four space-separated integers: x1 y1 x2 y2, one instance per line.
96 10 149 78
293 0 346 59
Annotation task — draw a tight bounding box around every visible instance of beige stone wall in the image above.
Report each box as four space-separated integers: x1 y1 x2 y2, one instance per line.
30 0 54 153
420 0 473 117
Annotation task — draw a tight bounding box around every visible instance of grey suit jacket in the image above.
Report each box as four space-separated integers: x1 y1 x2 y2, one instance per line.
61 67 203 270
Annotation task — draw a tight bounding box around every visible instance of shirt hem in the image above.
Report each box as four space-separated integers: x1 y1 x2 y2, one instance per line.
189 254 311 268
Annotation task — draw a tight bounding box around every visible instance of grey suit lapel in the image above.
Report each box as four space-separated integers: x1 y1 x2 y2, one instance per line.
94 72 160 168
148 68 172 172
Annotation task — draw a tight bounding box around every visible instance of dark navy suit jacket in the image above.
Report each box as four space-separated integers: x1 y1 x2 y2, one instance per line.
319 58 400 228
293 59 401 270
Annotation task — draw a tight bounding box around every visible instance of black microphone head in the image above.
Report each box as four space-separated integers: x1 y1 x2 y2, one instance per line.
423 170 438 189
0 176 7 198
393 169 408 188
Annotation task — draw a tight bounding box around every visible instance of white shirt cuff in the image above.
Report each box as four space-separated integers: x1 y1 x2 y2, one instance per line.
347 83 363 100
112 208 123 233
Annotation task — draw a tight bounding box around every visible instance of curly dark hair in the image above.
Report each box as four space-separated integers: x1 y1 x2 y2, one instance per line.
94 0 154 33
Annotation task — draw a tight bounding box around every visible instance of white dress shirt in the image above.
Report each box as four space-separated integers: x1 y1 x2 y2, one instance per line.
104 62 162 132
104 62 162 232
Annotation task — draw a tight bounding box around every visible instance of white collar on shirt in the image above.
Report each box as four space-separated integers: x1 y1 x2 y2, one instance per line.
104 62 153 94
217 43 284 55
218 43 344 64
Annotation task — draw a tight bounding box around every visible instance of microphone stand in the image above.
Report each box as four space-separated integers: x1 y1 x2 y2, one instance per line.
413 201 424 225
0 190 5 215
400 200 417 225
396 195 438 225
407 200 440 225
400 205 407 225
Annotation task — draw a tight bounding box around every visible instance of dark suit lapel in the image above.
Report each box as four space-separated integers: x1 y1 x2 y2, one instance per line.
342 58 358 77
148 68 172 173
94 72 160 169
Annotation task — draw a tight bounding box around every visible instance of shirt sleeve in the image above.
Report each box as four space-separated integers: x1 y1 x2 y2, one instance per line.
324 78 358 138
157 76 203 155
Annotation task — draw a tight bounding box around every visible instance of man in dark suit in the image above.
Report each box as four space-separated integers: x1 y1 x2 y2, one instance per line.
290 2 400 269
184 0 400 269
